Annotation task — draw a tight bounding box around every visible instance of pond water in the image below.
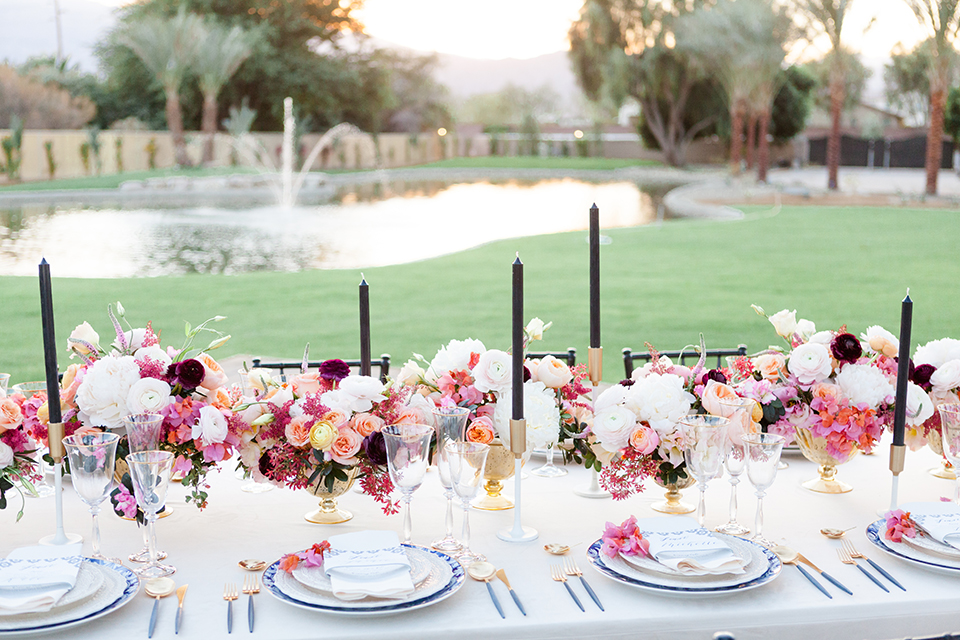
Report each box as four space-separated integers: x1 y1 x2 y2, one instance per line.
0 178 668 278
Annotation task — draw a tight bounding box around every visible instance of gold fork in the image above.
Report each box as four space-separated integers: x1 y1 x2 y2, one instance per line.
223 583 237 634
242 574 260 632
551 565 584 612
563 557 604 611
841 538 906 591
837 547 889 592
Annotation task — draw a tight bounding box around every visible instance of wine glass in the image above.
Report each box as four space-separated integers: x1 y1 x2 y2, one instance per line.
127 450 176 578
431 406 469 552
938 404 960 504
531 440 567 478
681 415 728 528
382 423 434 545
0 373 10 394
715 398 760 535
62 432 120 563
13 381 55 498
743 432 786 547
121 413 170 563
445 441 490 565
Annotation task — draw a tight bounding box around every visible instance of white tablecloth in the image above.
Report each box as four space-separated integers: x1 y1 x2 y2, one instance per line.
4 435 960 640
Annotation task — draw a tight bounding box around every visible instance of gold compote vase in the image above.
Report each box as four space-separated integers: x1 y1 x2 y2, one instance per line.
794 428 858 493
473 440 528 511
651 473 696 514
304 466 360 524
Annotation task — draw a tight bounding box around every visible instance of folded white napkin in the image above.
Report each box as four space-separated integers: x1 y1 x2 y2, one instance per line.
323 531 414 601
0 544 83 615
634 517 746 575
901 502 960 550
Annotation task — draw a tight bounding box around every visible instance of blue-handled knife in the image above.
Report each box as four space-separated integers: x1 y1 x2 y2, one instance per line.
174 584 188 634
862 556 906 591
796 553 853 596
495 568 526 615
484 581 505 618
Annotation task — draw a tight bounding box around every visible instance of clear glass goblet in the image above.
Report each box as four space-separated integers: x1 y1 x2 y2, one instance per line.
531 441 567 478
127 450 176 578
0 373 10 394
62 432 121 563
383 423 434 545
431 406 470 552
743 432 786 548
715 398 760 535
938 404 960 504
13 382 55 498
682 415 728 528
121 413 170 563
445 441 490 565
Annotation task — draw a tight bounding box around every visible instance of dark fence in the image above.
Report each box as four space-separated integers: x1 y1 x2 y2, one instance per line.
808 135 954 169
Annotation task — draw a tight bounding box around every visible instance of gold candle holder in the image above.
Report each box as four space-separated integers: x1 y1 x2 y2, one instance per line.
47 421 65 462
588 347 603 386
509 419 526 457
889 444 906 476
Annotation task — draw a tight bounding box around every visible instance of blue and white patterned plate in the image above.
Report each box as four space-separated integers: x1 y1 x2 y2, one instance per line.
264 545 464 616
0 558 139 636
867 519 960 574
587 537 781 596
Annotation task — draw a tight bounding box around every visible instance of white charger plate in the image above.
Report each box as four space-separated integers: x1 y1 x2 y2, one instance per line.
292 547 433 593
867 519 960 574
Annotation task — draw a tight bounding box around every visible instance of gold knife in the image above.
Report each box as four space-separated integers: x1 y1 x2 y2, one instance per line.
495 569 526 615
175 584 188 634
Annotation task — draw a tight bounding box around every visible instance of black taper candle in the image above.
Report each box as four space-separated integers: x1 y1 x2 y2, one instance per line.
359 274 371 377
512 254 524 421
892 291 913 447
38 258 62 424
589 203 600 349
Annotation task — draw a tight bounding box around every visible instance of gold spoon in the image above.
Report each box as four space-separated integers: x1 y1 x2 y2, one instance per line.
543 543 570 555
467 562 505 618
820 527 855 539
144 577 175 639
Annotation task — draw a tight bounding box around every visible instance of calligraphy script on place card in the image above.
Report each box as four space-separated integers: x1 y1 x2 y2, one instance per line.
647 529 721 552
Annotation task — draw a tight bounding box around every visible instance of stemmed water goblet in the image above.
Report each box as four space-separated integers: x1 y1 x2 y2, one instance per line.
121 413 170 563
531 440 567 478
715 398 760 535
743 432 786 548
383 423 434 545
681 415 728 528
445 441 490 565
62 431 121 563
431 406 470 552
127 450 176 578
938 404 960 504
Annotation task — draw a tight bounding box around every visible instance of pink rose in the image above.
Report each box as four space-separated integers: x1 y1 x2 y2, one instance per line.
329 428 363 465
0 398 24 433
322 409 350 429
394 407 424 425
699 380 741 417
351 412 385 437
466 417 496 444
291 373 322 396
285 415 314 448
628 423 659 455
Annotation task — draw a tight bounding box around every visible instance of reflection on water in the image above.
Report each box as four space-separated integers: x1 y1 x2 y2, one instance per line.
0 178 667 278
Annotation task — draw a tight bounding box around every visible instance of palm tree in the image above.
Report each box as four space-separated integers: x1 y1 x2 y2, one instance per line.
116 7 204 167
793 0 855 190
902 0 960 195
195 23 256 165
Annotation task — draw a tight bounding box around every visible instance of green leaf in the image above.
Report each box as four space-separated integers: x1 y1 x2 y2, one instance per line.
184 322 191 336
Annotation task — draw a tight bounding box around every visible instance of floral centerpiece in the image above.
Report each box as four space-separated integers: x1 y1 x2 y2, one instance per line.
64 302 236 509
0 391 41 520
232 360 419 515
907 338 960 451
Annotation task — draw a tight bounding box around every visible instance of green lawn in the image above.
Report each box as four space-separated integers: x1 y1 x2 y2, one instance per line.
0 166 258 192
418 157 661 170
1 204 955 385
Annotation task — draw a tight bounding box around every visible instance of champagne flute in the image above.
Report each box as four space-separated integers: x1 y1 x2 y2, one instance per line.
743 432 785 547
127 450 176 578
681 415 728 527
121 413 170 563
445 441 490 565
383 423 434 545
938 404 960 504
431 406 470 552
715 398 760 535
62 432 120 563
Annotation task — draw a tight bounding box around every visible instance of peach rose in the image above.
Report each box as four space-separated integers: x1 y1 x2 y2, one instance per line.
73 424 102 438
700 380 741 417
60 363 83 407
67 321 100 355
537 355 573 389
196 353 229 391
811 382 841 402
394 407 424 425
753 353 786 382
206 386 233 410
351 412 384 437
329 428 363 464
0 398 23 433
466 417 496 444
285 415 314 448
36 401 50 426
628 423 660 455
291 373 321 396
321 409 350 429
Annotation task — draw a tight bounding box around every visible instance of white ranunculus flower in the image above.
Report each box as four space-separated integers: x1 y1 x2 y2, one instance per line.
67 321 100 355
493 381 561 450
134 345 172 368
808 331 835 346
536 355 573 389
192 405 228 447
860 325 899 357
328 375 386 413
428 338 486 380
931 360 960 395
787 342 833 386
472 349 512 393
75 355 143 429
0 440 13 467
629 374 694 433
393 360 425 387
796 319 817 341
126 377 171 414
835 364 894 409
590 406 638 453
905 382 934 426
594 384 629 413
768 309 798 338
915 339 960 368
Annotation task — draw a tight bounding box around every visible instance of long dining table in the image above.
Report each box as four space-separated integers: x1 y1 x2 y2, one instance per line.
3 435 960 640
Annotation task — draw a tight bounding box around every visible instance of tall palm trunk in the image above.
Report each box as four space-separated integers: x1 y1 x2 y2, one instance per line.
202 93 218 165
926 86 946 196
757 109 771 183
745 112 757 169
827 77 844 190
165 87 191 167
730 103 745 175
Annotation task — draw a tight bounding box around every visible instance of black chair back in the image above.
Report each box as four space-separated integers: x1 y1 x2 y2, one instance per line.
621 345 747 380
250 354 391 384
